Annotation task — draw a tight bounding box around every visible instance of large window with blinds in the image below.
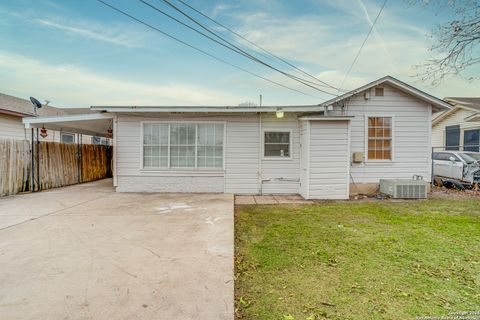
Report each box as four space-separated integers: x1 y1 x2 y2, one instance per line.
142 122 224 169
367 116 393 160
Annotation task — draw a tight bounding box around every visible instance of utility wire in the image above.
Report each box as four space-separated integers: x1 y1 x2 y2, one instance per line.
157 0 334 91
95 0 322 99
140 0 338 96
174 0 342 92
338 0 388 92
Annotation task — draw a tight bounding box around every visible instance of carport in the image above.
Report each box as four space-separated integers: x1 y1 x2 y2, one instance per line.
22 112 115 191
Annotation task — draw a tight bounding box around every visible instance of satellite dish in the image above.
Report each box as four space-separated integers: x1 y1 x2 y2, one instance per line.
30 97 43 109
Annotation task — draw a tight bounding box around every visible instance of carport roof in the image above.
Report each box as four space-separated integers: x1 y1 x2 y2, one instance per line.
22 113 114 137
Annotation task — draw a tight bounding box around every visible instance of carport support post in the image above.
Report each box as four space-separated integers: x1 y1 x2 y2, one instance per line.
31 128 35 192
36 128 40 191
77 134 82 184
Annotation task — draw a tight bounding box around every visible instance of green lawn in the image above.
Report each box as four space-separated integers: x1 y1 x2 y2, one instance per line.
235 199 480 320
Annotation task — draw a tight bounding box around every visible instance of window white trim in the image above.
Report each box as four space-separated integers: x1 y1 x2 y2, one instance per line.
364 114 395 163
262 129 293 160
140 121 226 171
60 132 75 144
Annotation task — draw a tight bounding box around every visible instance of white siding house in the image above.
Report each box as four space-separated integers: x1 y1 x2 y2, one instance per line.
27 76 451 199
0 92 107 144
431 97 480 152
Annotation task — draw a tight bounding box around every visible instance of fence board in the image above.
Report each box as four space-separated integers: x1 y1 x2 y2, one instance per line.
0 139 31 196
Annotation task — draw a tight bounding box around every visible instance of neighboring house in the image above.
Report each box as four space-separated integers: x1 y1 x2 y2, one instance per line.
432 97 480 152
25 76 451 199
0 92 108 144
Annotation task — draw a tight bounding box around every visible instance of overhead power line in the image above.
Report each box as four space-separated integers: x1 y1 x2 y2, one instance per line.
174 0 342 92
338 0 388 92
139 0 338 96
95 0 323 99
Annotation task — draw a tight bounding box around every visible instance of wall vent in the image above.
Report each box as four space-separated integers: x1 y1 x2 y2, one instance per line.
375 87 384 96
379 179 427 199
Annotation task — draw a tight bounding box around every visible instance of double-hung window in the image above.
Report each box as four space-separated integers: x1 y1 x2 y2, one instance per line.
143 123 169 168
143 122 224 169
367 117 392 160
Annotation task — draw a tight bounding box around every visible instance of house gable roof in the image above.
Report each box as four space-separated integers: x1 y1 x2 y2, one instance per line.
317 75 452 113
444 97 480 111
0 92 94 118
432 97 480 126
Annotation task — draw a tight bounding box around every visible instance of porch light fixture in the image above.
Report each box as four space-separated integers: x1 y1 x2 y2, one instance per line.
276 110 284 119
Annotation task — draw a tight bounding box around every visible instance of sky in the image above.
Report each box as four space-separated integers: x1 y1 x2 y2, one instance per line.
0 0 477 108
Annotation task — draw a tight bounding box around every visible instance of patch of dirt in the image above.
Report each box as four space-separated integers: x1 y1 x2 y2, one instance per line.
430 186 480 199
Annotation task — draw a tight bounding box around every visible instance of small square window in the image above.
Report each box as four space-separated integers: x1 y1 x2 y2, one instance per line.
264 131 290 157
61 133 75 144
375 87 384 96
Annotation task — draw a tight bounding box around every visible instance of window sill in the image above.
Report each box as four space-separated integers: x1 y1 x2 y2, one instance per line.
363 160 395 165
139 168 225 176
262 156 293 161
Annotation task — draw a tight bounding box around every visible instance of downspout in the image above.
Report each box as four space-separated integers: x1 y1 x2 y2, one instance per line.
258 112 263 195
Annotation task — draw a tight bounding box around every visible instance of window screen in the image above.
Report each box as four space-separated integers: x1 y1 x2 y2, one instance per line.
143 123 169 168
264 131 290 157
170 123 196 168
464 129 479 152
142 123 224 169
367 117 392 160
445 125 460 151
197 123 224 168
61 133 74 144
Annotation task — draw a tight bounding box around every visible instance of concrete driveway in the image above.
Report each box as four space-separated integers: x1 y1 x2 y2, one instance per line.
0 179 233 320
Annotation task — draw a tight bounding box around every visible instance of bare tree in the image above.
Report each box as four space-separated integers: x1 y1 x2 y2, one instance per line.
412 0 480 85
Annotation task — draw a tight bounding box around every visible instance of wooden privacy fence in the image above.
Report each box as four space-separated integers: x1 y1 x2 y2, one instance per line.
0 139 31 196
0 138 111 197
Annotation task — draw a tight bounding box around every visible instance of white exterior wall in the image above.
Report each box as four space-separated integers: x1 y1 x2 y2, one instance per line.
115 113 260 194
307 120 350 199
299 121 309 198
261 113 300 194
431 108 480 150
0 114 27 140
335 84 434 183
113 85 438 195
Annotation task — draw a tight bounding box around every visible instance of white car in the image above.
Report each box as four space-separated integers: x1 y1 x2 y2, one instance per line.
432 151 480 184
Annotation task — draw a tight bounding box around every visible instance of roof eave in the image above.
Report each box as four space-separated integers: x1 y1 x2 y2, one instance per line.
90 106 323 113
0 108 31 117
